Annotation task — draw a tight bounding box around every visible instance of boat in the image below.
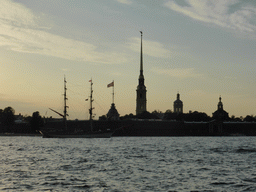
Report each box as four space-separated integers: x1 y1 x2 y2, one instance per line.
40 77 116 138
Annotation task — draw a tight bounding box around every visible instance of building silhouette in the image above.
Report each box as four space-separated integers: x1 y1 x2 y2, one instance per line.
106 81 119 120
107 103 120 120
173 92 183 114
212 96 229 121
136 31 147 115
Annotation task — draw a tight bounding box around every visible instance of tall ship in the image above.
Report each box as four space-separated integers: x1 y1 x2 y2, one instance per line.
40 77 116 138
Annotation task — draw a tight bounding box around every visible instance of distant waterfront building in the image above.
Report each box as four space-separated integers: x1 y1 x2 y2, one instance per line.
106 81 120 120
173 92 183 114
107 103 120 120
136 31 147 115
212 96 229 121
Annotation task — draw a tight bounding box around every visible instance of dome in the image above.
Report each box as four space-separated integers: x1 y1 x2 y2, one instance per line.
212 97 229 121
174 93 183 104
107 103 120 120
174 99 183 104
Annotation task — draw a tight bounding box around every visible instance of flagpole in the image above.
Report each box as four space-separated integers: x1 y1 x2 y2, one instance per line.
112 80 114 104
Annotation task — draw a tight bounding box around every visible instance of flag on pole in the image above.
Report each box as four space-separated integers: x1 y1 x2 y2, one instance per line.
89 80 92 82
107 81 114 88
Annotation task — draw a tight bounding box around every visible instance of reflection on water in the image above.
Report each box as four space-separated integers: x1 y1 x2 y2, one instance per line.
1 136 256 191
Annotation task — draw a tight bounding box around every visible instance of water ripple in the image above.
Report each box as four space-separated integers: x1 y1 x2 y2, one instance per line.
0 137 256 191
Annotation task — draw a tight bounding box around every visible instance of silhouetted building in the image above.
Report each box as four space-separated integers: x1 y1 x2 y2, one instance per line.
174 93 183 114
107 103 120 120
212 96 229 121
136 31 147 115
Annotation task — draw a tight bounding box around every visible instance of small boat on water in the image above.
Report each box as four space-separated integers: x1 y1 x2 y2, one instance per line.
40 77 116 138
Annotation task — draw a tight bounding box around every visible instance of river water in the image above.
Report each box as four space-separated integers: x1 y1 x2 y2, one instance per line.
1 136 256 191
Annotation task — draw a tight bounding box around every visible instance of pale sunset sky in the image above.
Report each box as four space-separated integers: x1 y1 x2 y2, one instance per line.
0 0 256 119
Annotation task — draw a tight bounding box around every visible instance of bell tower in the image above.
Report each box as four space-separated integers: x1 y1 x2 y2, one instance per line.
136 31 147 115
174 92 183 114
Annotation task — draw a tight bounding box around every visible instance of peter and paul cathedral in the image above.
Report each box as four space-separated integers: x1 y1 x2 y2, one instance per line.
136 31 147 115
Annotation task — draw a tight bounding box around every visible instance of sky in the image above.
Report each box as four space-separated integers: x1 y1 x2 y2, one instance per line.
0 0 256 119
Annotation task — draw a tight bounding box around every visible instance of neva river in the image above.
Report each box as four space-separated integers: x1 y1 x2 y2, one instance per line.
1 136 256 191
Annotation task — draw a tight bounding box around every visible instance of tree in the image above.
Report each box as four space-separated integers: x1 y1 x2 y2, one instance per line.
151 110 164 119
120 113 135 120
184 111 211 122
136 111 160 119
30 111 44 132
163 109 177 120
0 109 3 121
1 107 15 132
244 115 256 122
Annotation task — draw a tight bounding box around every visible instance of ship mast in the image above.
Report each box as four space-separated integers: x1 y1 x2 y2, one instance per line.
88 79 94 132
63 76 68 130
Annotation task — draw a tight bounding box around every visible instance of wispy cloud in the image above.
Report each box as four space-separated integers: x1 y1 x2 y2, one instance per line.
127 37 173 58
0 0 128 64
115 0 132 5
151 67 204 79
164 0 256 33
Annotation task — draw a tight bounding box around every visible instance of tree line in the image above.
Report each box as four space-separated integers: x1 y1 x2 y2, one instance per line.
0 106 44 134
117 110 256 122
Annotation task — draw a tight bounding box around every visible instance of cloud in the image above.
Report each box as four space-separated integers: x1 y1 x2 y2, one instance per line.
0 0 128 64
115 0 132 5
127 37 173 58
164 0 256 33
0 0 43 29
151 67 204 78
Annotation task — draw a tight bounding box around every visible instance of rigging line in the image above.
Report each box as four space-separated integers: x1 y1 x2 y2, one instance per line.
93 90 109 105
68 82 85 88
68 89 84 95
68 106 86 120
94 100 107 113
93 93 107 108
68 88 85 97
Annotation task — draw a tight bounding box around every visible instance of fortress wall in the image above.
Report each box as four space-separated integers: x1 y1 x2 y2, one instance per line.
44 120 256 136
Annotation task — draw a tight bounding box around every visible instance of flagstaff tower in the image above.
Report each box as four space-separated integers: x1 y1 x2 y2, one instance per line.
136 31 147 115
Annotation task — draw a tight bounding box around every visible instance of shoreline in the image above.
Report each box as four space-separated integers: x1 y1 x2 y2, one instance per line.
0 133 42 137
0 133 252 137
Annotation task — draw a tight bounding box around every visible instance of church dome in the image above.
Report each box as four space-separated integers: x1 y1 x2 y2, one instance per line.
107 103 120 120
174 99 183 104
174 93 183 104
212 96 229 121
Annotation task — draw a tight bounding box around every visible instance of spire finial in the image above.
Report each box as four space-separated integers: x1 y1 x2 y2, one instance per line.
140 31 143 75
177 92 180 100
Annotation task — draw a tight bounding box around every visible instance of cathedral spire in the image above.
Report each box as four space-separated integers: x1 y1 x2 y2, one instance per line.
138 31 144 86
140 31 143 76
136 31 147 115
